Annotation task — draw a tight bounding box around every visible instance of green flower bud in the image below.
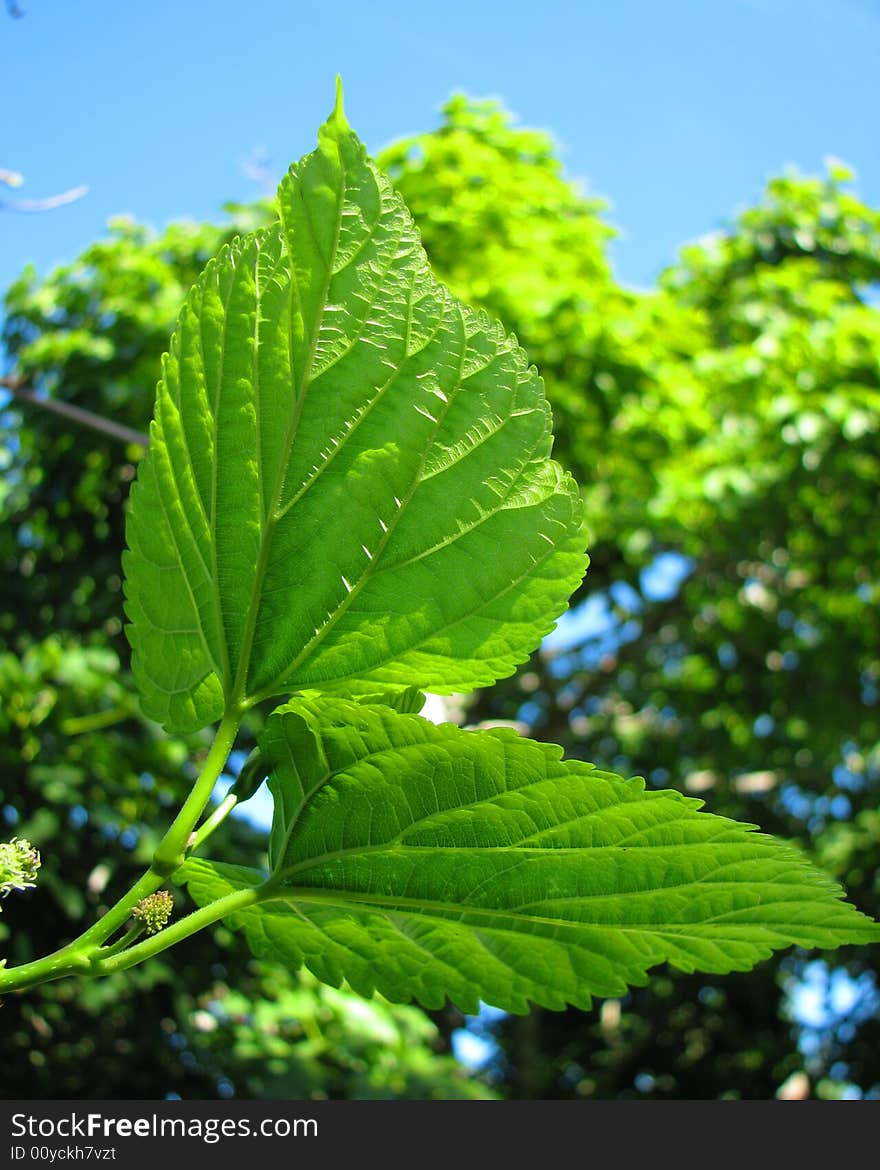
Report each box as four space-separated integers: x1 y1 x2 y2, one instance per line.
132 890 174 935
0 838 41 907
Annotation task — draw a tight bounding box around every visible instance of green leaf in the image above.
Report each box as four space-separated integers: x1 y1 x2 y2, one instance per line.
123 91 587 733
178 699 879 1014
351 686 427 715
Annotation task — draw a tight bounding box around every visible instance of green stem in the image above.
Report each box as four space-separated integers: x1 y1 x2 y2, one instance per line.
0 942 93 994
152 711 240 876
98 923 145 959
74 711 240 950
189 791 239 853
91 885 263 976
0 711 241 996
60 705 133 736
74 868 167 951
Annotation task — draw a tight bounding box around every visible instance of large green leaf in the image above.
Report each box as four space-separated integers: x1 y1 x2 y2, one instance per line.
123 90 586 733
178 699 879 1014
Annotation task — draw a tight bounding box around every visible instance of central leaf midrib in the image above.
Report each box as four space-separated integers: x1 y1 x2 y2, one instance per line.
208 259 240 690
276 840 777 884
253 304 467 701
270 886 798 938
271 274 436 529
229 169 349 708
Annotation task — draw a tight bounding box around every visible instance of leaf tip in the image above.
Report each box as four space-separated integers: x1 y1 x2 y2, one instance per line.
333 75 348 131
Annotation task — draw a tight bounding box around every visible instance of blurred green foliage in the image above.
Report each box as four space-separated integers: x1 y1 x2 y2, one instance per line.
1 95 878 1099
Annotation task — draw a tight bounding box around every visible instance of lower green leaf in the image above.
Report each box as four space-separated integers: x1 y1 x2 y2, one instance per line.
178 700 879 1014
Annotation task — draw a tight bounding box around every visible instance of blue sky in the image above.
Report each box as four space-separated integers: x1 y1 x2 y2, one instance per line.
2 0 879 298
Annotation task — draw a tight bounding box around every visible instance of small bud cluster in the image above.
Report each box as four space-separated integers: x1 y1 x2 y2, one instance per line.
0 838 41 905
132 890 174 935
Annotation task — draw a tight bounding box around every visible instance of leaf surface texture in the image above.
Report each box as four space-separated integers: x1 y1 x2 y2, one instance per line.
179 699 879 1013
124 101 586 731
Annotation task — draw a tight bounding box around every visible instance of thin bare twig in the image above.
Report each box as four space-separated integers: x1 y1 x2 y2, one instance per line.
0 376 149 447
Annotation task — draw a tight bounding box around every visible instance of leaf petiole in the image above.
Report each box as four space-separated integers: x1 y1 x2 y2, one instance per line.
189 790 239 853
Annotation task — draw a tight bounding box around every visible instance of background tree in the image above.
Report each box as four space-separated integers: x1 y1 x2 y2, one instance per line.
388 103 880 1099
2 96 878 1099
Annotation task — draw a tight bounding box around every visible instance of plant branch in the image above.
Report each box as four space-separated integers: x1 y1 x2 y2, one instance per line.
0 942 93 995
0 376 149 447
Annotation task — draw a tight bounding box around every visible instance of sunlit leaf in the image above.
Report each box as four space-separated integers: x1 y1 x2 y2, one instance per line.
123 89 586 733
179 698 879 1014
